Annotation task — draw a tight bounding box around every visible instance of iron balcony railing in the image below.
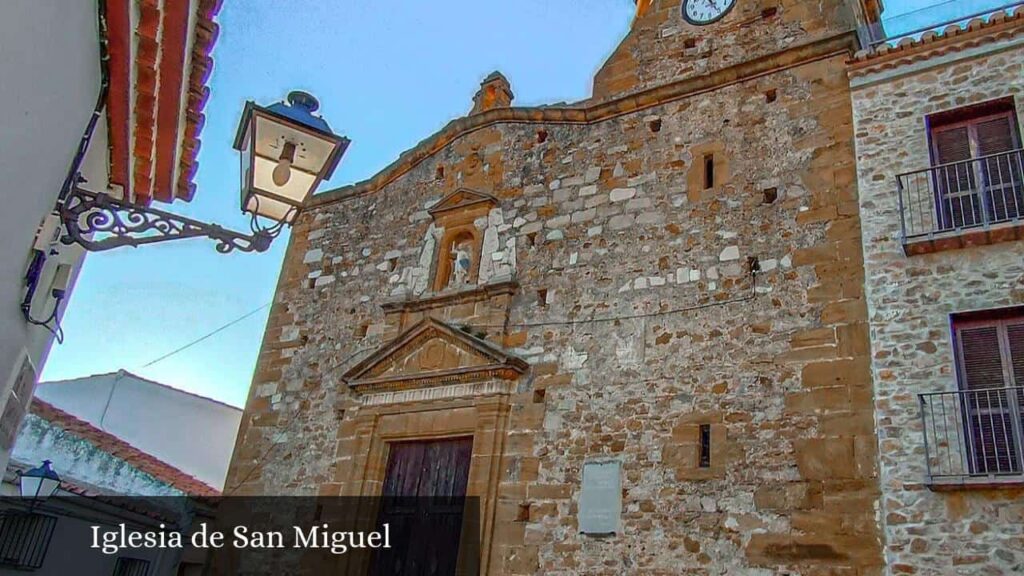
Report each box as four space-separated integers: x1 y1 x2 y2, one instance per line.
896 149 1024 242
918 386 1024 485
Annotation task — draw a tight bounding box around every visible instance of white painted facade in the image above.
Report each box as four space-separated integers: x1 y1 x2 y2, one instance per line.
0 0 108 474
35 371 243 489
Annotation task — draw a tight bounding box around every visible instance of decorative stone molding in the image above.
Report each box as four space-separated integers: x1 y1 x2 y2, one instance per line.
343 317 527 394
359 380 517 406
381 279 519 314
470 72 514 115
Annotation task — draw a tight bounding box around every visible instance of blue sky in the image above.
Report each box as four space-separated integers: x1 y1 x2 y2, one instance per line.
42 0 1012 406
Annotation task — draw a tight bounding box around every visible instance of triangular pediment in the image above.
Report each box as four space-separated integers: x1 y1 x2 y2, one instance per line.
427 188 498 217
344 317 526 392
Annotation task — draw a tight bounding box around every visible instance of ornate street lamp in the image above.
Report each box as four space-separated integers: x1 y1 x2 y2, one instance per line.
18 460 61 503
58 91 347 254
234 91 349 227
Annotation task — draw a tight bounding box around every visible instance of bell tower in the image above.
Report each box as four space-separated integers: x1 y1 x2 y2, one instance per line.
593 0 884 100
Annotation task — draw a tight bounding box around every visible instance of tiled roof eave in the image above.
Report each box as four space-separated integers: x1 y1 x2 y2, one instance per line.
28 399 219 497
848 6 1024 76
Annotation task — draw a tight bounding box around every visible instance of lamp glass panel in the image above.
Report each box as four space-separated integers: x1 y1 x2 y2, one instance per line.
39 477 59 498
253 114 336 174
239 125 253 209
252 156 317 203
246 194 297 223
19 475 41 499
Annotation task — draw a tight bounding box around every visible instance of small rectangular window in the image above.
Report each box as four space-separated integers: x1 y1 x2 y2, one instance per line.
0 511 57 569
698 424 711 468
112 557 151 576
703 154 715 190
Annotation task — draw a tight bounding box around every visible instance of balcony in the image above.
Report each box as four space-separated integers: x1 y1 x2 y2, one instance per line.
896 149 1024 255
918 386 1024 489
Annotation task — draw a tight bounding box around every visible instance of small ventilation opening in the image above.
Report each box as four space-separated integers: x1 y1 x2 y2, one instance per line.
765 89 777 103
533 389 546 404
699 424 711 468
703 154 715 190
537 129 548 143
684 38 697 49
516 503 531 522
526 232 537 247
648 118 662 133
435 165 445 180
537 288 548 307
762 187 778 204
354 322 369 339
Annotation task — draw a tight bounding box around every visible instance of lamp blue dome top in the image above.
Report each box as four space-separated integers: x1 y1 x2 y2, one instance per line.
24 459 60 480
267 91 332 134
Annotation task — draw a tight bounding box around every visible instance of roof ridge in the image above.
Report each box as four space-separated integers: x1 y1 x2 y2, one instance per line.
40 369 243 411
28 399 219 497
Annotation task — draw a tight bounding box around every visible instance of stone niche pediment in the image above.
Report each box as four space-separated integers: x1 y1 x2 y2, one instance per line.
427 188 498 218
343 317 527 393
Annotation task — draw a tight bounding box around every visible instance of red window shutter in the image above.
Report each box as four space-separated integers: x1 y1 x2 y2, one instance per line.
956 323 1020 474
958 325 1007 390
975 116 1017 156
933 126 972 164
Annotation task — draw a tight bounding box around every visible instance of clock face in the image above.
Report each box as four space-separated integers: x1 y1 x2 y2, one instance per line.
682 0 737 26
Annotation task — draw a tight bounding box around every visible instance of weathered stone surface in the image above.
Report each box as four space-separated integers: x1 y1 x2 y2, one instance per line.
227 1 886 574
851 26 1024 576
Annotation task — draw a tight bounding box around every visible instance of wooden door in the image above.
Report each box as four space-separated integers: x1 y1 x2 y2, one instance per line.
370 437 473 576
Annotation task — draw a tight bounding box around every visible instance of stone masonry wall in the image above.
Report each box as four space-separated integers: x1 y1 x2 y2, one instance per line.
227 38 883 573
593 0 862 99
850 36 1024 575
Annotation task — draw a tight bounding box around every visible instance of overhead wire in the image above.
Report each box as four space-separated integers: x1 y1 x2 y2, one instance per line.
224 265 764 495
139 302 272 369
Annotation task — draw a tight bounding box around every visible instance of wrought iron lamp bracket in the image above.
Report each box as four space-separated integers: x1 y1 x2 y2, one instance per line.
59 185 285 254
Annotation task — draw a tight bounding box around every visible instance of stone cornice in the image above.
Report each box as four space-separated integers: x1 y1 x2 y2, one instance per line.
848 6 1024 78
309 32 858 208
381 279 519 314
349 365 523 394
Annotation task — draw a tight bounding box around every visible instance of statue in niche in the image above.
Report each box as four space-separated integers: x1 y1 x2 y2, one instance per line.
447 236 474 289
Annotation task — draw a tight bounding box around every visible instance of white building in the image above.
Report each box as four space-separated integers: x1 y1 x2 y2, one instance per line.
2 399 214 575
0 0 221 473
34 370 242 490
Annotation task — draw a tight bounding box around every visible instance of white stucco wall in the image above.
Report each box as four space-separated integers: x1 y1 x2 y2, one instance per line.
35 372 243 489
0 0 106 473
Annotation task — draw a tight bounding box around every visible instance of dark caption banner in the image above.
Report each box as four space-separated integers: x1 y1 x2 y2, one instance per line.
0 496 480 576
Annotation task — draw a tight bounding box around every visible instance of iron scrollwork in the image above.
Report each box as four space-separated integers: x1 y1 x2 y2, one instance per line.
59 186 280 253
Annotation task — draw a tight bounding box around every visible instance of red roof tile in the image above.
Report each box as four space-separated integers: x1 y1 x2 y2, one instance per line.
849 6 1024 75
29 399 219 497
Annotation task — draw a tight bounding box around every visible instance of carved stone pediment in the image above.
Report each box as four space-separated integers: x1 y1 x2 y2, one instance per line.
427 188 498 218
344 317 527 393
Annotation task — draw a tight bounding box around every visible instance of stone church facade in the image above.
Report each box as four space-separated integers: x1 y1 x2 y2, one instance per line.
225 0 929 573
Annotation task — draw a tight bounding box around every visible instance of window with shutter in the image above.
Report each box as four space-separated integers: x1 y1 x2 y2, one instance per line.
953 313 1024 475
927 98 1023 229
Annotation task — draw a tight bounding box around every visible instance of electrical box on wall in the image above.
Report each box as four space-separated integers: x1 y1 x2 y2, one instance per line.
32 213 61 251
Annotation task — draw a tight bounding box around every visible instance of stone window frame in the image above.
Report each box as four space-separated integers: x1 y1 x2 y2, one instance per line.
925 97 1021 166
948 306 1024 479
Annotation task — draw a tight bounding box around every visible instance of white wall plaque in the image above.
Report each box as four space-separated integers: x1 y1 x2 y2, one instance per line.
578 459 621 535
